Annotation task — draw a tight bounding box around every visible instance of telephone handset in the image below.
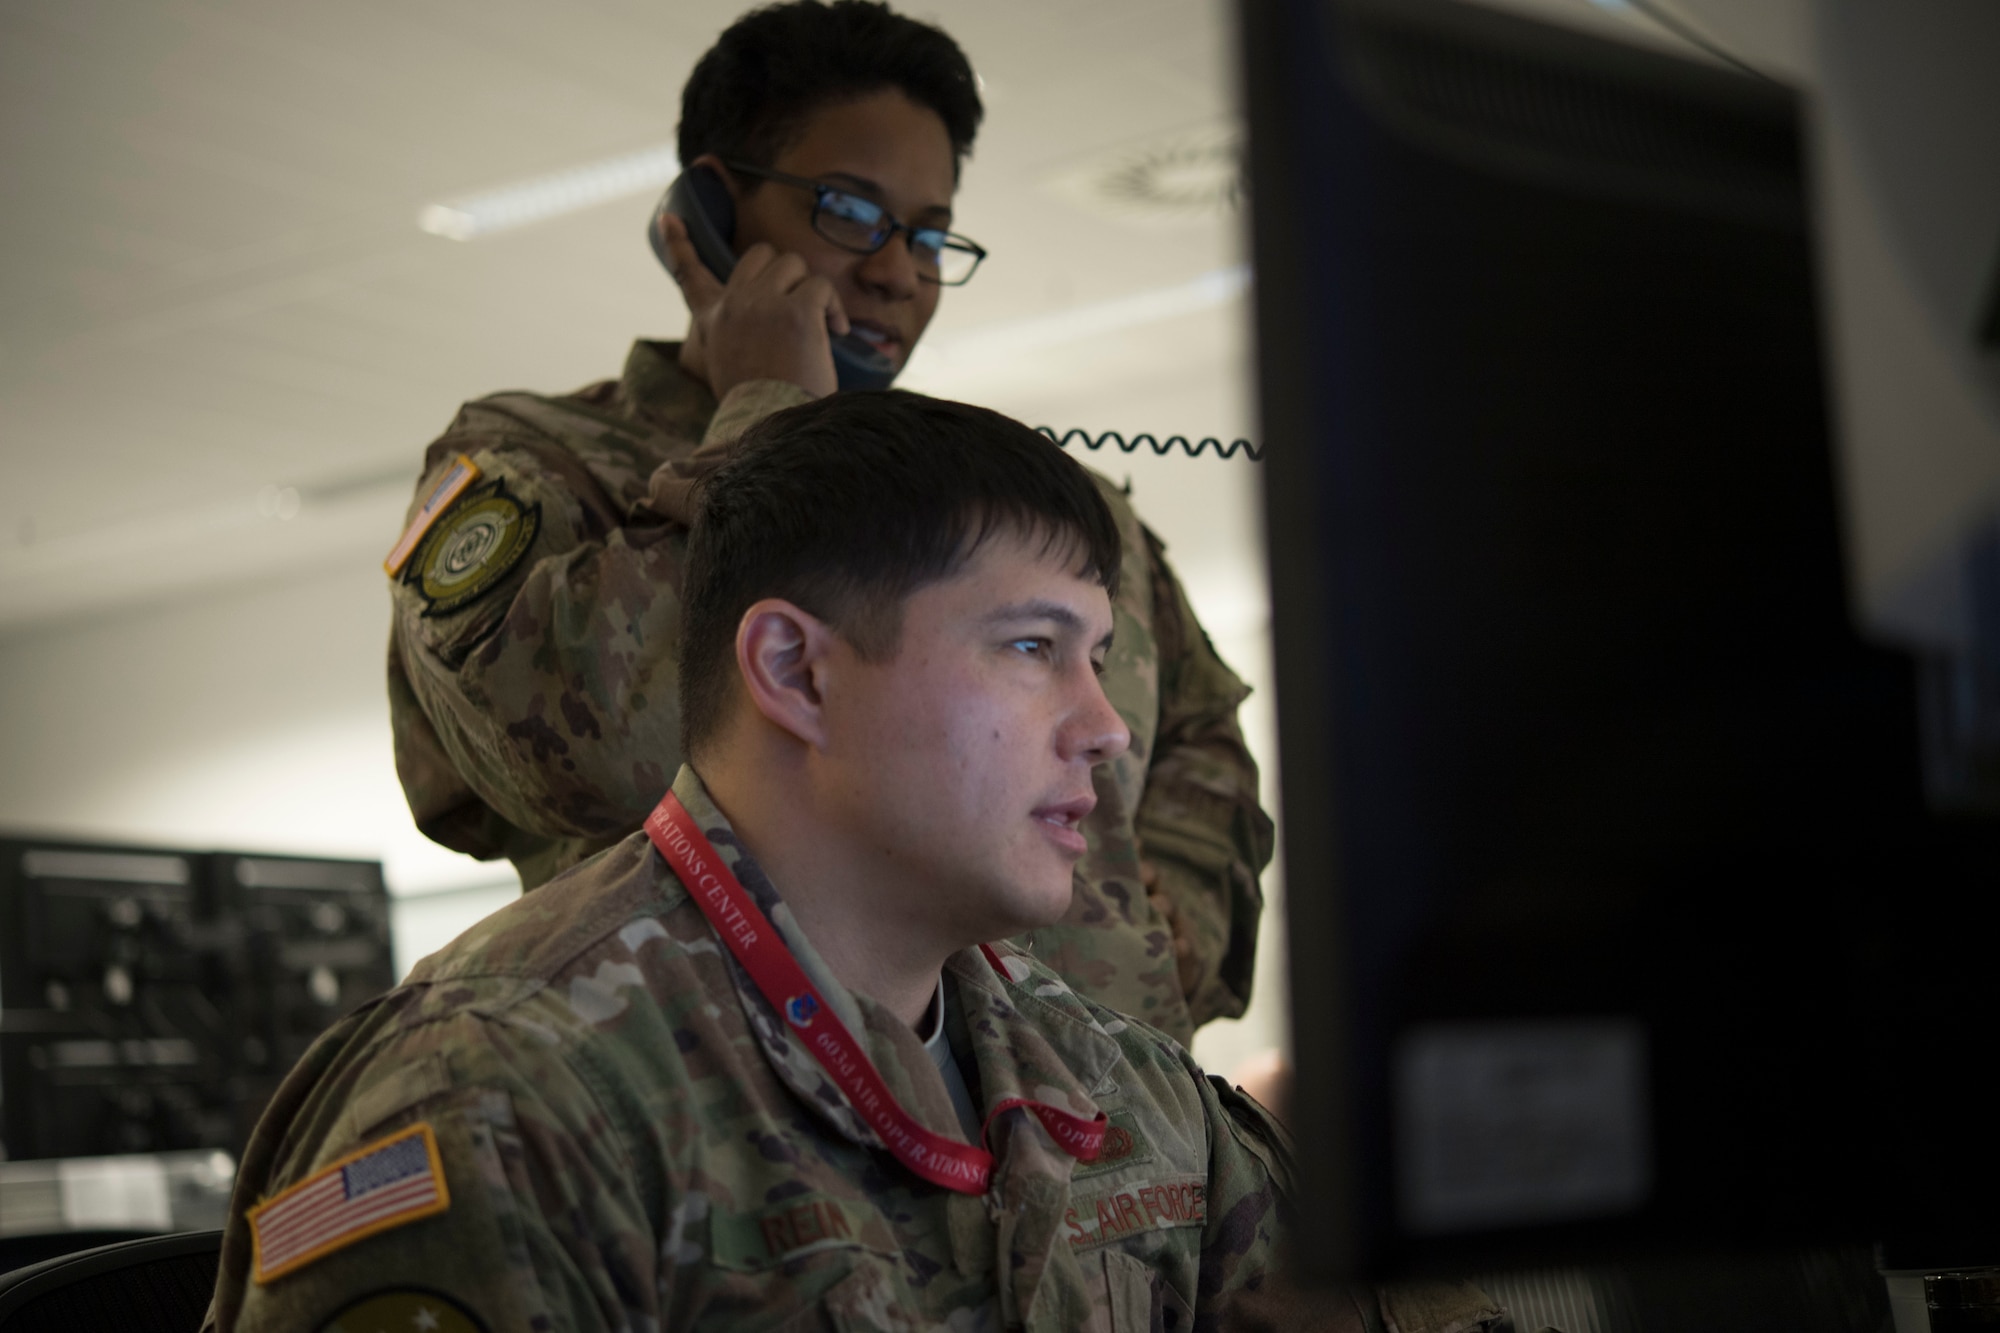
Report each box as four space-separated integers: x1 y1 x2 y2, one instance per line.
648 166 899 392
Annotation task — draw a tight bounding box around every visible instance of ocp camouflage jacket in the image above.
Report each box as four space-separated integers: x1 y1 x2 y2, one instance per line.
205 767 1346 1333
386 341 1274 1043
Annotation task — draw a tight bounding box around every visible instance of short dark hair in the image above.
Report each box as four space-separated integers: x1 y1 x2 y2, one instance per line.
678 1 983 178
680 392 1123 757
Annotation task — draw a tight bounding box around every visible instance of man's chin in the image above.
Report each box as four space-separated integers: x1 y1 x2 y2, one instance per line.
1009 873 1078 935
958 872 1073 947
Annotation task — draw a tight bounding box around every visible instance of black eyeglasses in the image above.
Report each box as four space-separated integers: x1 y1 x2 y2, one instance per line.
725 161 987 286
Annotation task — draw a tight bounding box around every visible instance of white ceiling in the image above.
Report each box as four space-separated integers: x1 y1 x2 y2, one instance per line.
0 0 1778 634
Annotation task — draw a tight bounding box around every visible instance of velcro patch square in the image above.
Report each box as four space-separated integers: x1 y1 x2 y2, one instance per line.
250 1122 450 1283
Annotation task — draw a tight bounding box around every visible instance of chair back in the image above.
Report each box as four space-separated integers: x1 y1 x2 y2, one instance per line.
0 1231 222 1333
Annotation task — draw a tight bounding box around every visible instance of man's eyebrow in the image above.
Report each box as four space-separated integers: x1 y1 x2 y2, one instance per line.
820 171 953 223
984 600 1115 652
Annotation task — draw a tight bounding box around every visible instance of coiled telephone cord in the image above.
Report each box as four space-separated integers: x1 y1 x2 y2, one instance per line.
1036 426 1263 462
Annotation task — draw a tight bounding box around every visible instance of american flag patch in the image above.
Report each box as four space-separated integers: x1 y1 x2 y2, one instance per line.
383 452 481 575
250 1123 451 1283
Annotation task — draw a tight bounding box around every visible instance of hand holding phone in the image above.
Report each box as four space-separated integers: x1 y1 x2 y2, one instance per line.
651 167 899 396
657 214 846 399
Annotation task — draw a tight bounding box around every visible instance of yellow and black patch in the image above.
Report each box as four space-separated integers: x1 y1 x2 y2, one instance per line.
318 1288 487 1333
404 479 540 618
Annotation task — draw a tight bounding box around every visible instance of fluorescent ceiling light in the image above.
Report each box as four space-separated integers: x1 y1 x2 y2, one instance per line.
418 144 680 241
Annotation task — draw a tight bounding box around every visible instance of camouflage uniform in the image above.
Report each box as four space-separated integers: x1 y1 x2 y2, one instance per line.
203 767 1345 1333
388 340 1273 1044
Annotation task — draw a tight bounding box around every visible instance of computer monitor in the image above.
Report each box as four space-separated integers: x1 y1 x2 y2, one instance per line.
1242 0 2000 1284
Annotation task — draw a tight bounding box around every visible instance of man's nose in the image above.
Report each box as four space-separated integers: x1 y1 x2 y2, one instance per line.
1064 670 1131 767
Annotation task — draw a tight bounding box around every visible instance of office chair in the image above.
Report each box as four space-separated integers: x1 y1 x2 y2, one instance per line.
0 1233 159 1279
0 1231 222 1333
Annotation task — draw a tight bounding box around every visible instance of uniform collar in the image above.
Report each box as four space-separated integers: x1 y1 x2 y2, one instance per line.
618 339 716 435
666 766 967 1156
947 946 1122 1325
663 766 1116 1173
948 949 1120 1130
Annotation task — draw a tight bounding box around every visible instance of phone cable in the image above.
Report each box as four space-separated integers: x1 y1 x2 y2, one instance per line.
1036 427 1263 462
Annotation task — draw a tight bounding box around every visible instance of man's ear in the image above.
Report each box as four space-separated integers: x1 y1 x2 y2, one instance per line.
735 598 835 748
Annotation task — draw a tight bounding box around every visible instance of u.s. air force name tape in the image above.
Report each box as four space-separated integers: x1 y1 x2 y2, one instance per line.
1064 1175 1207 1250
249 1122 450 1283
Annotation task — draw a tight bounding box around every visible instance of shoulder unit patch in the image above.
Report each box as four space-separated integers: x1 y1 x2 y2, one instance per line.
318 1288 487 1333
250 1122 451 1283
404 478 541 618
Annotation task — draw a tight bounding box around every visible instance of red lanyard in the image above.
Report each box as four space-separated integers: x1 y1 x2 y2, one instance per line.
645 792 1105 1194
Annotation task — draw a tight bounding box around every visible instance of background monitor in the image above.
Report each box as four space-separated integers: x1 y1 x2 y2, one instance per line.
1242 0 2000 1284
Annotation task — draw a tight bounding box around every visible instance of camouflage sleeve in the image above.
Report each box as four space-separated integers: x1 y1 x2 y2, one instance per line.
389 382 807 860
216 1012 660 1333
1190 1060 1379 1331
1192 1063 1503 1333
1132 526 1277 1027
1376 1282 1506 1333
